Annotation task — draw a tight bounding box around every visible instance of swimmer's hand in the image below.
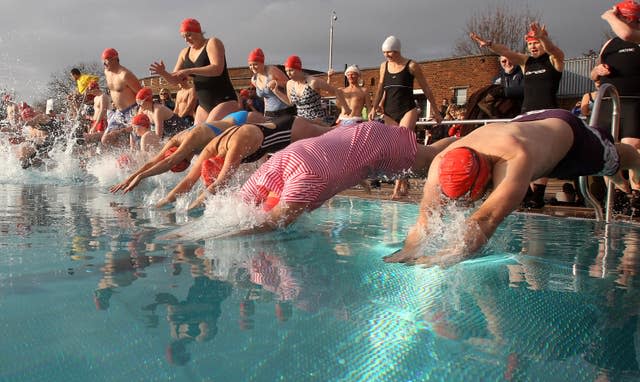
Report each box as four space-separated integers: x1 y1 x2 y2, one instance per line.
120 175 143 194
156 197 172 209
110 177 133 193
188 192 207 211
413 248 465 269
383 225 425 263
149 61 167 76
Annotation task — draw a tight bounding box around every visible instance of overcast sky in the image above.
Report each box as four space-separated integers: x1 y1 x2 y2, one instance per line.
0 0 612 102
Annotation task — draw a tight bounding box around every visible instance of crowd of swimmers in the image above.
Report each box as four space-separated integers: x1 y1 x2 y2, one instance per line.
2 1 640 267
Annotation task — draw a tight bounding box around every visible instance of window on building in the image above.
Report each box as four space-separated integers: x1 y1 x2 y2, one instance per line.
370 78 376 87
453 87 468 105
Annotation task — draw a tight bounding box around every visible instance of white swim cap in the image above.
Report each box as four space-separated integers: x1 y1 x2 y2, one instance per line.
381 36 401 52
345 65 360 76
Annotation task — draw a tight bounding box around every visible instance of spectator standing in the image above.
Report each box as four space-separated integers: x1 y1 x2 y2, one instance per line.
149 18 238 124
130 113 161 154
335 65 371 126
369 35 442 199
100 48 143 149
247 48 295 118
83 81 111 144
478 56 524 118
470 22 565 208
580 79 601 119
173 79 197 126
136 87 192 139
159 88 176 110
592 1 640 210
271 55 350 125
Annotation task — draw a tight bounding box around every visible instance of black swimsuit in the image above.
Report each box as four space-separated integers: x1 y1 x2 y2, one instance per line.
182 43 237 112
521 53 562 113
597 37 640 138
382 60 415 123
215 115 296 163
513 109 619 179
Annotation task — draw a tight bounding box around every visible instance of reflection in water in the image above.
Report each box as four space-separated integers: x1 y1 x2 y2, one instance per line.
3 185 640 380
420 216 640 380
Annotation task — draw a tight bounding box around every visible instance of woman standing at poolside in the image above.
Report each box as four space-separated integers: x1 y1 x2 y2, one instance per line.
149 18 238 124
271 55 350 124
592 1 640 211
248 48 297 118
369 36 442 199
470 22 565 209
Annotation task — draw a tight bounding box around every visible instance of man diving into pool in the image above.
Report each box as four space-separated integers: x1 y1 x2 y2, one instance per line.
385 108 640 268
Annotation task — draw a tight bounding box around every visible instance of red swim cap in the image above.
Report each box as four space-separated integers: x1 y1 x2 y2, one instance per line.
136 87 153 102
87 81 99 91
616 0 640 22
263 192 280 212
131 113 150 129
201 155 225 186
117 153 132 169
21 106 35 121
164 146 190 172
102 48 119 60
439 147 491 201
248 48 265 63
524 30 539 43
284 55 302 71
180 18 202 34
240 89 250 98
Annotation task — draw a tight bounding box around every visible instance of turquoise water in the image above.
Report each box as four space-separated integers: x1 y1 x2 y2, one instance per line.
1 182 639 381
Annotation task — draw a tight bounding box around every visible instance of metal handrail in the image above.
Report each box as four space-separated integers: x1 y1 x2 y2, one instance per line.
578 83 620 222
417 118 510 127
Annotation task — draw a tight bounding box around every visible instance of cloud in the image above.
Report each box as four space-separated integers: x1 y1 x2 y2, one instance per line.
0 0 607 102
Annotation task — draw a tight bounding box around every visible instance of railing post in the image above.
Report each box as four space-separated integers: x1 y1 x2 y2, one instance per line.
579 83 620 222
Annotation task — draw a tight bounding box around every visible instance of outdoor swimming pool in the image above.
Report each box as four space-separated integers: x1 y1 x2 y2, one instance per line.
1 182 639 381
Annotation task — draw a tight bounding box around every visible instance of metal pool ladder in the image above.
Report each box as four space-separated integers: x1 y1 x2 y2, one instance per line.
578 83 621 223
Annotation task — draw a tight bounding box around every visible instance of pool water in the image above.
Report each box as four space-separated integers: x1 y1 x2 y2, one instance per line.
1 182 639 381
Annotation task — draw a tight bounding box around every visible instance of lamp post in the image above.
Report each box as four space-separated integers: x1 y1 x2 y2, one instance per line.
328 10 337 72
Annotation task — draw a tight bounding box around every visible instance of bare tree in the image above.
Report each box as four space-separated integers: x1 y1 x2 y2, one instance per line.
453 2 542 56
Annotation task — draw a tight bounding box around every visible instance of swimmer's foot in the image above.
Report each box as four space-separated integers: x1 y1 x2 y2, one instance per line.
384 248 418 263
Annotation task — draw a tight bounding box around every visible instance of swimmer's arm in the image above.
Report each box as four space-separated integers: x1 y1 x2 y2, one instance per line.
101 125 132 146
153 108 164 139
270 80 293 106
157 145 212 207
268 65 289 88
469 32 528 66
313 78 351 116
418 169 531 267
369 63 386 120
602 7 640 43
384 177 441 263
535 25 565 72
225 201 308 237
188 136 260 210
124 70 143 95
90 98 107 133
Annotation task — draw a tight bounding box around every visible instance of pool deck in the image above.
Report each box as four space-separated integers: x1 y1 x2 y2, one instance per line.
338 179 639 222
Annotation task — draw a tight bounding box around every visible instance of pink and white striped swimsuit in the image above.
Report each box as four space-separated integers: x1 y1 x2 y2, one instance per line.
241 121 417 211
